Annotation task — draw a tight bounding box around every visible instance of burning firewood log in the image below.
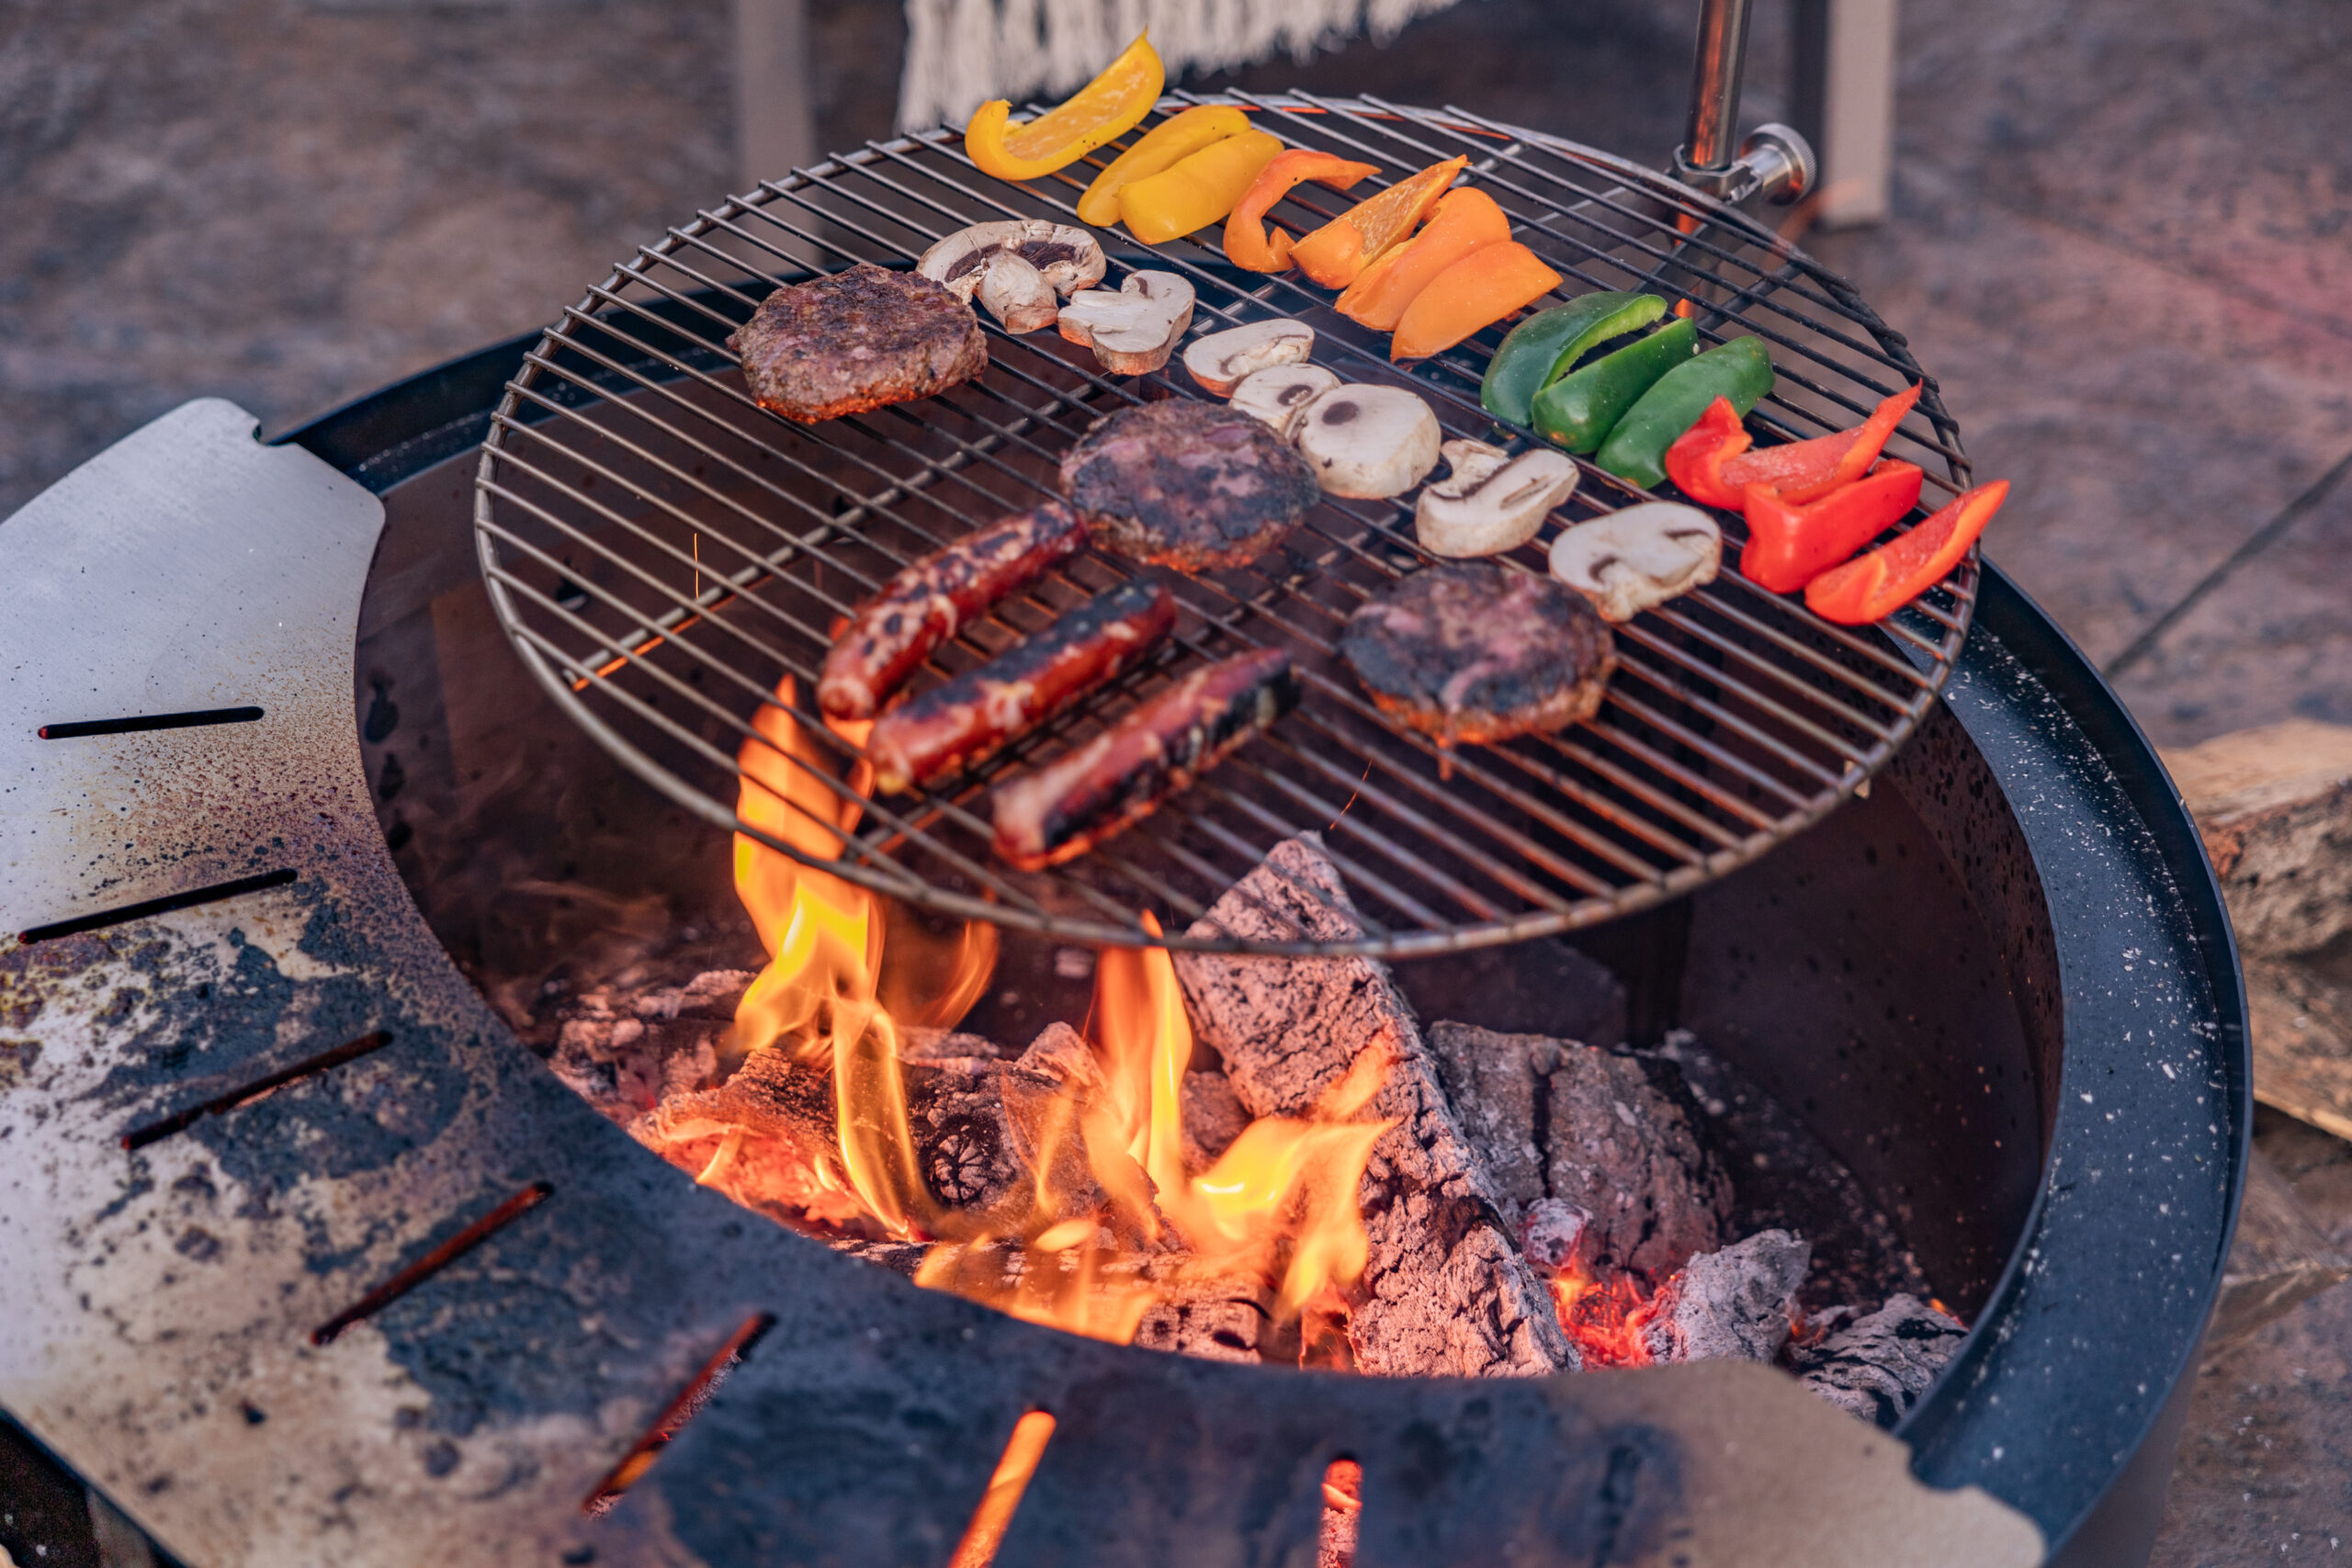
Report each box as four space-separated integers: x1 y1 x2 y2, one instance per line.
1173 834 1578 1377
1428 1021 1730 1286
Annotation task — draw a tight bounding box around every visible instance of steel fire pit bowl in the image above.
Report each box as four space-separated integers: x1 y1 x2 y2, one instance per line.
1 122 2244 1568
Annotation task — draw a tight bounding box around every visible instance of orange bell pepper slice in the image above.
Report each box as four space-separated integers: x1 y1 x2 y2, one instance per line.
1664 396 1754 508
965 32 1164 182
1223 150 1380 272
1078 105 1251 226
1721 381 1922 504
1335 187 1512 332
1290 154 1470 289
1738 460 1925 594
1388 241 1563 362
1804 479 2009 625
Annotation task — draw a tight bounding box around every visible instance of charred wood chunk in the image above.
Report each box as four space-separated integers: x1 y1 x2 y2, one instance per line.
1173 834 1577 1377
906 1060 1025 1212
1545 1036 1729 1286
899 1026 1013 1064
1182 1069 1250 1175
1430 1021 1729 1287
1133 1285 1269 1365
1789 1293 1967 1427
1639 1229 1810 1365
547 968 755 1121
1425 1020 1550 1222
997 1021 1119 1228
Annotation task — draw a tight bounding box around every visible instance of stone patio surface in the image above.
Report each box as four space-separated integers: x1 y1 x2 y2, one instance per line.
3 0 2348 1562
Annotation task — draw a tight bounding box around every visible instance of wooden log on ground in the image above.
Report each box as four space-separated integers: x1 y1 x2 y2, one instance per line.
1173 834 1577 1377
2164 719 2352 956
2165 721 2352 1142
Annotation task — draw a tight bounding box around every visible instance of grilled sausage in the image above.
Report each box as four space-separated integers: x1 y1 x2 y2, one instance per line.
866 580 1176 795
818 502 1090 721
991 646 1298 872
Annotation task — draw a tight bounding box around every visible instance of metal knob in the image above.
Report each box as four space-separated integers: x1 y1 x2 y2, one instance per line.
1670 122 1819 207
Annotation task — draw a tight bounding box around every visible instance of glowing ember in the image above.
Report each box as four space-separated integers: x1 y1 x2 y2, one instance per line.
1550 1271 1655 1368
709 677 1390 1355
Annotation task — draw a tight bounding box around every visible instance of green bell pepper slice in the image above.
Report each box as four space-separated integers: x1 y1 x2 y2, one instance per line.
1480 291 1668 427
1529 316 1698 454
1594 335 1776 490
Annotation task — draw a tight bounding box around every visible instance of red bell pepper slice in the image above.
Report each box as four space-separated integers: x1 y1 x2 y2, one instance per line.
1720 381 1922 506
1663 396 1752 508
1739 460 1925 594
1804 480 2009 626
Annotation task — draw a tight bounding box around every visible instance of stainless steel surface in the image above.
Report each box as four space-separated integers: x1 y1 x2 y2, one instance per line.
1678 0 1756 174
473 94 1977 956
1675 121 1818 205
0 401 638 1566
0 400 385 929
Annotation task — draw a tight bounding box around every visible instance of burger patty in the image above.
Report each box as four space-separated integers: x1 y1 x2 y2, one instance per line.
1340 561 1616 744
1058 400 1321 572
728 263 988 423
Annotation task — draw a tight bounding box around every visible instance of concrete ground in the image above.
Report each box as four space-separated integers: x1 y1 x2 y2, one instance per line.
2 0 2347 1562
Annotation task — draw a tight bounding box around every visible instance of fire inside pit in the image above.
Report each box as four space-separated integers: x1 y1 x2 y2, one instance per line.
522 674 1958 1430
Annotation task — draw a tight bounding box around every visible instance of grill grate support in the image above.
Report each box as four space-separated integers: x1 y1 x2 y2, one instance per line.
473 95 1977 956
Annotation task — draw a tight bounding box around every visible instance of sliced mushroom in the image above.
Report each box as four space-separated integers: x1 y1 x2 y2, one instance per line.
972 252 1057 333
1183 318 1316 397
1547 502 1723 623
1294 384 1442 499
919 220 1107 299
916 220 1107 333
1057 271 1197 376
1414 439 1579 558
1228 364 1341 440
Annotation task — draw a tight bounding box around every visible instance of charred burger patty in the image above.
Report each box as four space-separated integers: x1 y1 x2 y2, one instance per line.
1340 560 1616 744
1058 400 1321 572
728 263 987 423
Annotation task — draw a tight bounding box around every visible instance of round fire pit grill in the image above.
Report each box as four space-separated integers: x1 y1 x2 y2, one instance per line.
472 94 1978 957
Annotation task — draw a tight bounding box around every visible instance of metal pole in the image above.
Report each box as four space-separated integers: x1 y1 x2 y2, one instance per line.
1670 0 1815 207
1680 0 1755 174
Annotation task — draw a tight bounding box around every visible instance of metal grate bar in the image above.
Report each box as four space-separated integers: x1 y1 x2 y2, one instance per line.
473 96 1979 956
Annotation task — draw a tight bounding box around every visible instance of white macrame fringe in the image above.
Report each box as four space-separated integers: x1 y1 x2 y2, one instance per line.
896 0 1464 132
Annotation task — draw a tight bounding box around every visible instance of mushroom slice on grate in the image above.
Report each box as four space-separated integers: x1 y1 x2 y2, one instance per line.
1182 318 1315 397
918 220 1107 333
1295 384 1442 499
1228 364 1340 440
1057 272 1197 375
1547 502 1723 622
1415 439 1579 558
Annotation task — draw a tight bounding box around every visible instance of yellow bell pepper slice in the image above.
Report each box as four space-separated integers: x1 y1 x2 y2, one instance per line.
964 32 1165 182
1077 105 1252 226
1118 129 1284 246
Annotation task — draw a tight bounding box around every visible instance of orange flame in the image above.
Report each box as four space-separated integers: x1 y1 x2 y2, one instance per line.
717 678 1385 1357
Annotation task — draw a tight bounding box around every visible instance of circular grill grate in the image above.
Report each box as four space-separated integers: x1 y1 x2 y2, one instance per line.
472 93 1977 957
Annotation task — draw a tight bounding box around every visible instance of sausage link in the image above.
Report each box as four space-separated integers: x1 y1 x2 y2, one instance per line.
991 646 1297 871
866 580 1176 795
817 502 1089 721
